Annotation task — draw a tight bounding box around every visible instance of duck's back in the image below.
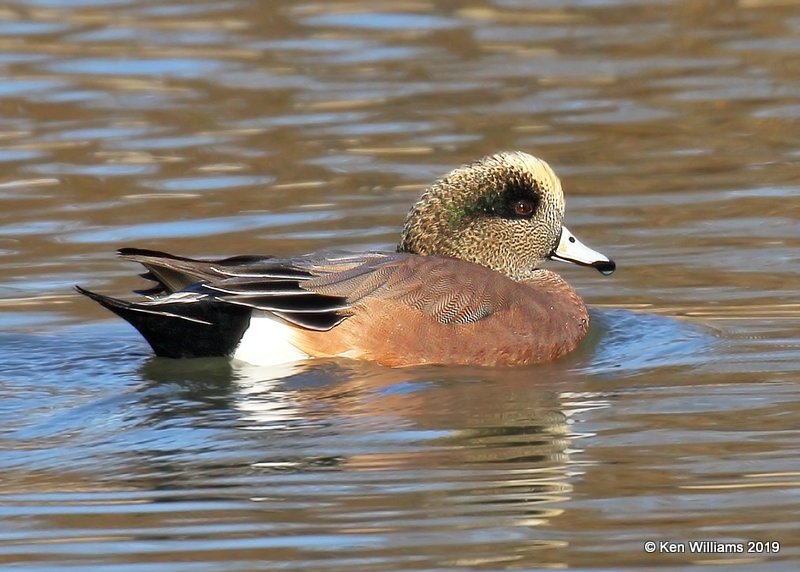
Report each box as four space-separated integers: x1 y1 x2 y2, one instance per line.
289 255 590 367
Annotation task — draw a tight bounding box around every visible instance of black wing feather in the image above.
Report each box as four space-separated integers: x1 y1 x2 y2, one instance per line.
77 250 363 358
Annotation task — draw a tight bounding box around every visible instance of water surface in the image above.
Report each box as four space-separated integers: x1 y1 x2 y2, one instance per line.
1 0 799 570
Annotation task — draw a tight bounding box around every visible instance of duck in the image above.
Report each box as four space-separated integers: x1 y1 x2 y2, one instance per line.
77 151 615 367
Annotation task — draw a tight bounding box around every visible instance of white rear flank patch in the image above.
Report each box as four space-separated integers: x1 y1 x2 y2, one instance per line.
233 314 310 366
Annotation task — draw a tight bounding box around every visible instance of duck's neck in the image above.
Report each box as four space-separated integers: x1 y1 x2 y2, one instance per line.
524 269 588 318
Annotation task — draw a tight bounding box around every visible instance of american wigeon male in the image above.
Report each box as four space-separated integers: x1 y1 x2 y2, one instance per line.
78 151 615 367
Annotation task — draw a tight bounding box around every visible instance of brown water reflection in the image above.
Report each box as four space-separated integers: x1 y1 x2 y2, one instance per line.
1 0 799 570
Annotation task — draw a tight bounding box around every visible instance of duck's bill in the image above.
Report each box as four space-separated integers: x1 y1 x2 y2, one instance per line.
550 226 616 276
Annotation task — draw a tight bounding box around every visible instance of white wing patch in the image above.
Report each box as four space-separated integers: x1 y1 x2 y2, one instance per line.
233 313 310 366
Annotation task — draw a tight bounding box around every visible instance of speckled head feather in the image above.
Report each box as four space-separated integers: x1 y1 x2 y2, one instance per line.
397 151 566 281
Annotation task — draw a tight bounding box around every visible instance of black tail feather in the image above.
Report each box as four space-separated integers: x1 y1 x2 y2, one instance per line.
75 286 251 358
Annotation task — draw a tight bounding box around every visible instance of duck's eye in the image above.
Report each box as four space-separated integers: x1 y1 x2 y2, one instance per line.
513 199 534 217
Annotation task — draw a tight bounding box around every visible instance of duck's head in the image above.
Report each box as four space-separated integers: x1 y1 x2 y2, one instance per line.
398 151 615 281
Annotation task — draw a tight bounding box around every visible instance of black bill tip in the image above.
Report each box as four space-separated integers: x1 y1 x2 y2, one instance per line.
592 259 616 276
